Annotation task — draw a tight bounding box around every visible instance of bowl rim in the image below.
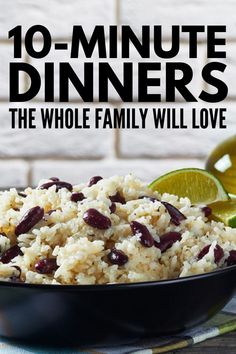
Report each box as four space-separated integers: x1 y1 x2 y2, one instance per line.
0 265 235 291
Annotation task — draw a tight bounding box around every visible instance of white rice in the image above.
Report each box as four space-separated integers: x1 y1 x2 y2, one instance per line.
0 174 235 285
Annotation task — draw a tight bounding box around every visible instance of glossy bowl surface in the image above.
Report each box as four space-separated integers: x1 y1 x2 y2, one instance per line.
0 266 236 347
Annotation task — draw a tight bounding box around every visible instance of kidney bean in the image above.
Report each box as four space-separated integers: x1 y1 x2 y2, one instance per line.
139 196 159 203
198 244 224 264
15 206 44 236
39 181 73 192
162 202 186 226
18 192 27 198
0 245 23 264
49 177 60 181
202 206 212 218
108 248 128 266
214 245 224 263
110 192 126 204
12 265 21 275
71 192 85 202
47 209 56 215
149 197 159 203
198 245 210 260
109 202 116 214
130 221 154 247
88 176 103 187
154 232 182 253
35 258 58 274
83 208 111 229
226 250 236 266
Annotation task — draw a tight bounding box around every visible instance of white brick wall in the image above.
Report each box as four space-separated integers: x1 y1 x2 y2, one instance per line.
0 44 27 100
0 160 29 187
0 0 116 40
119 102 236 158
0 103 114 158
120 0 236 40
32 158 204 185
0 0 234 187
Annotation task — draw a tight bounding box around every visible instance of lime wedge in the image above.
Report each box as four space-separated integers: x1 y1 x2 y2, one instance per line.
149 168 229 205
209 201 236 227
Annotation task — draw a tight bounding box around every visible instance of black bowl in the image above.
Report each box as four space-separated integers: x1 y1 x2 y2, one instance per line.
0 266 236 347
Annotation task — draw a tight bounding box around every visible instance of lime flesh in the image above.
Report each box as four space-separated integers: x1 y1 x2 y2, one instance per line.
149 168 229 205
209 201 236 227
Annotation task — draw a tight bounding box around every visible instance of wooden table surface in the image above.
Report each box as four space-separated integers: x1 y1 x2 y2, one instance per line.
170 332 236 354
